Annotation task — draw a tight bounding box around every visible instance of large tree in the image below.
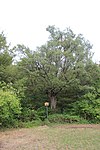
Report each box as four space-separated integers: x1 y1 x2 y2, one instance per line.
17 26 95 110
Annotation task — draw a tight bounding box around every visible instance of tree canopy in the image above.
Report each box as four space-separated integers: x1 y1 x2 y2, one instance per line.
16 26 98 110
0 26 100 127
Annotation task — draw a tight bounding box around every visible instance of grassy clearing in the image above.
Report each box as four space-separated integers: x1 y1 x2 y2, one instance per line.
0 124 100 150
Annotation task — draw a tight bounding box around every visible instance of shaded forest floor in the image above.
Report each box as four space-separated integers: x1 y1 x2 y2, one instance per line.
0 124 100 150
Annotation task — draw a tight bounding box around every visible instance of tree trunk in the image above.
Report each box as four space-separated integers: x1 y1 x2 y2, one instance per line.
48 93 57 110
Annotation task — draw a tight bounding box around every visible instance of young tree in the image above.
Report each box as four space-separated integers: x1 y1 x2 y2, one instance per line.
0 32 14 83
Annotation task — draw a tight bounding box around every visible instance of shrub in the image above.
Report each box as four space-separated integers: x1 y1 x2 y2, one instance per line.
20 107 39 122
37 106 47 120
18 120 43 128
0 90 21 127
73 93 100 123
48 114 88 124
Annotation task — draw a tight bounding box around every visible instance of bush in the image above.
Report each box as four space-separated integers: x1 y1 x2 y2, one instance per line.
37 106 47 120
48 114 88 124
18 120 43 128
73 93 100 123
0 90 21 127
20 107 39 122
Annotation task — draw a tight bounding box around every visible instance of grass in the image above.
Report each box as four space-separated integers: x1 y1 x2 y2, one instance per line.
44 126 100 149
0 124 100 150
38 126 100 150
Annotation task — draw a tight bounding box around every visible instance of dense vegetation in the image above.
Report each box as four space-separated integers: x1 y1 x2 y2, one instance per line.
0 26 100 127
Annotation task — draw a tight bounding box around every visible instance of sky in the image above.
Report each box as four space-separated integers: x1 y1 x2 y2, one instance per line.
0 0 100 62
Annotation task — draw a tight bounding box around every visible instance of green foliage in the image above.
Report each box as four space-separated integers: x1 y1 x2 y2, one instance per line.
16 26 94 110
0 89 21 127
0 28 99 127
73 92 100 123
20 107 39 122
0 32 8 51
0 32 15 84
48 114 89 124
18 120 42 128
37 106 46 119
0 81 16 92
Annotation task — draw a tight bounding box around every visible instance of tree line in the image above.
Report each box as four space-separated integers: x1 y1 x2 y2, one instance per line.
0 26 100 127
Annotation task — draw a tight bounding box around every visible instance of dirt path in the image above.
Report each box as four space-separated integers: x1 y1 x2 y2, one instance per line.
0 124 100 150
55 124 100 129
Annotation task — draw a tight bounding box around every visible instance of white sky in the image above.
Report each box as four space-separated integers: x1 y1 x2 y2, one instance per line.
0 0 100 62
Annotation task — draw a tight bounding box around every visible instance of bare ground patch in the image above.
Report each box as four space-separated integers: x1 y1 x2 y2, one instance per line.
0 124 100 150
55 124 100 129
